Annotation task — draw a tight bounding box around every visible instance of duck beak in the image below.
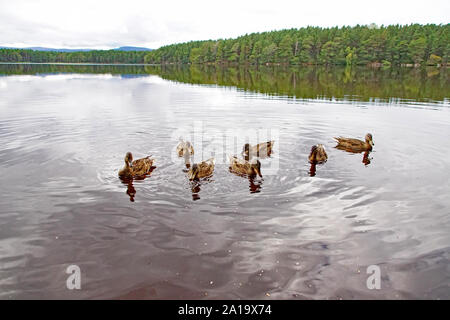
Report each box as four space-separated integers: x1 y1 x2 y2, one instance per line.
255 167 262 178
370 140 374 146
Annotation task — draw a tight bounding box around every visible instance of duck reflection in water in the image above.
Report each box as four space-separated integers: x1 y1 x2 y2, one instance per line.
248 177 263 193
122 178 136 202
119 170 155 202
362 150 373 166
120 177 141 202
190 180 202 201
189 177 216 201
119 169 156 202
308 144 328 177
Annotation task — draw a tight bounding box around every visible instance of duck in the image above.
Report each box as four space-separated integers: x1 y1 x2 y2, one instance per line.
334 133 374 152
176 139 195 168
229 155 262 177
176 139 194 157
308 144 328 163
242 140 275 160
118 152 155 179
187 158 215 180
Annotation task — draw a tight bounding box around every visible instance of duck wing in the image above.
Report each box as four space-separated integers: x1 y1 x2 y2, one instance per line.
334 137 364 147
229 156 250 175
334 137 367 152
198 158 215 177
131 156 154 176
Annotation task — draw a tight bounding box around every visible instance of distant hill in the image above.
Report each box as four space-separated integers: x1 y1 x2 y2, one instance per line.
0 46 153 52
113 46 152 51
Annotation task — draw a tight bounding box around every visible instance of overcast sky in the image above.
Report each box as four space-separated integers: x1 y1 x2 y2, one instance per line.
0 0 448 49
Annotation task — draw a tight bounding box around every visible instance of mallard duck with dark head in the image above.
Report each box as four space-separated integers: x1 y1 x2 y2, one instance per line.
118 152 155 179
334 133 374 153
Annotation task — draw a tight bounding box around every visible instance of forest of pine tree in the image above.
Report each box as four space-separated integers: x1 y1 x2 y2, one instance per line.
0 24 448 66
0 49 148 64
144 24 449 66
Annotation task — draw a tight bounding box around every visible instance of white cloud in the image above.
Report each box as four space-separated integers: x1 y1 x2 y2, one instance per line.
0 0 448 49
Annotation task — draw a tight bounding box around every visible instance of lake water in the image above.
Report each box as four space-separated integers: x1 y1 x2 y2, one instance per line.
0 64 449 299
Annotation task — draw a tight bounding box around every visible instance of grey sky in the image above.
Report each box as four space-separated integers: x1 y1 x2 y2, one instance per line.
0 0 448 49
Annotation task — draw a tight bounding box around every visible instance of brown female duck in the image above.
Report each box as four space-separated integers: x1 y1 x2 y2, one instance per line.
334 133 374 153
308 144 328 163
176 139 194 157
229 156 262 177
177 139 195 168
242 140 275 160
118 152 155 179
187 158 215 180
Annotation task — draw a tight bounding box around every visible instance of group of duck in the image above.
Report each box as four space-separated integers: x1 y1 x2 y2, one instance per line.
118 133 374 181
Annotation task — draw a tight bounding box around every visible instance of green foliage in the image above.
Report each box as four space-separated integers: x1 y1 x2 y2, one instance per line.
0 48 148 64
427 54 442 65
0 24 447 67
144 24 448 66
409 37 427 64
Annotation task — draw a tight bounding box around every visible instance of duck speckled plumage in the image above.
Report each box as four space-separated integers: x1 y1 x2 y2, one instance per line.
242 140 275 160
229 156 262 177
334 133 374 153
118 152 154 178
187 158 215 180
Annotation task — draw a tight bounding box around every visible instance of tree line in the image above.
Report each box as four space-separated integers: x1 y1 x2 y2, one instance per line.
144 24 449 66
0 49 148 64
0 24 447 66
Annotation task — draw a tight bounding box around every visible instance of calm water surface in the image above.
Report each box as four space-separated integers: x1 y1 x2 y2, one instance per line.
0 64 449 299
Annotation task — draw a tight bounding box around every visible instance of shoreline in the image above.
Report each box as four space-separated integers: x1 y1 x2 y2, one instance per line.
1 62 447 68
0 62 157 66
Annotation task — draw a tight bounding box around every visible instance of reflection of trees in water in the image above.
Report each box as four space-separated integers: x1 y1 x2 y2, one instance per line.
149 65 448 103
0 64 447 102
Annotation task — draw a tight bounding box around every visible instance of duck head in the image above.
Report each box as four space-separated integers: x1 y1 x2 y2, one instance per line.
316 144 328 161
365 133 374 147
250 159 262 177
125 152 133 167
188 163 199 180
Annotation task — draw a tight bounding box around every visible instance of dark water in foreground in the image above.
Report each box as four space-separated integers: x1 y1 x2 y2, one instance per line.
0 64 449 299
